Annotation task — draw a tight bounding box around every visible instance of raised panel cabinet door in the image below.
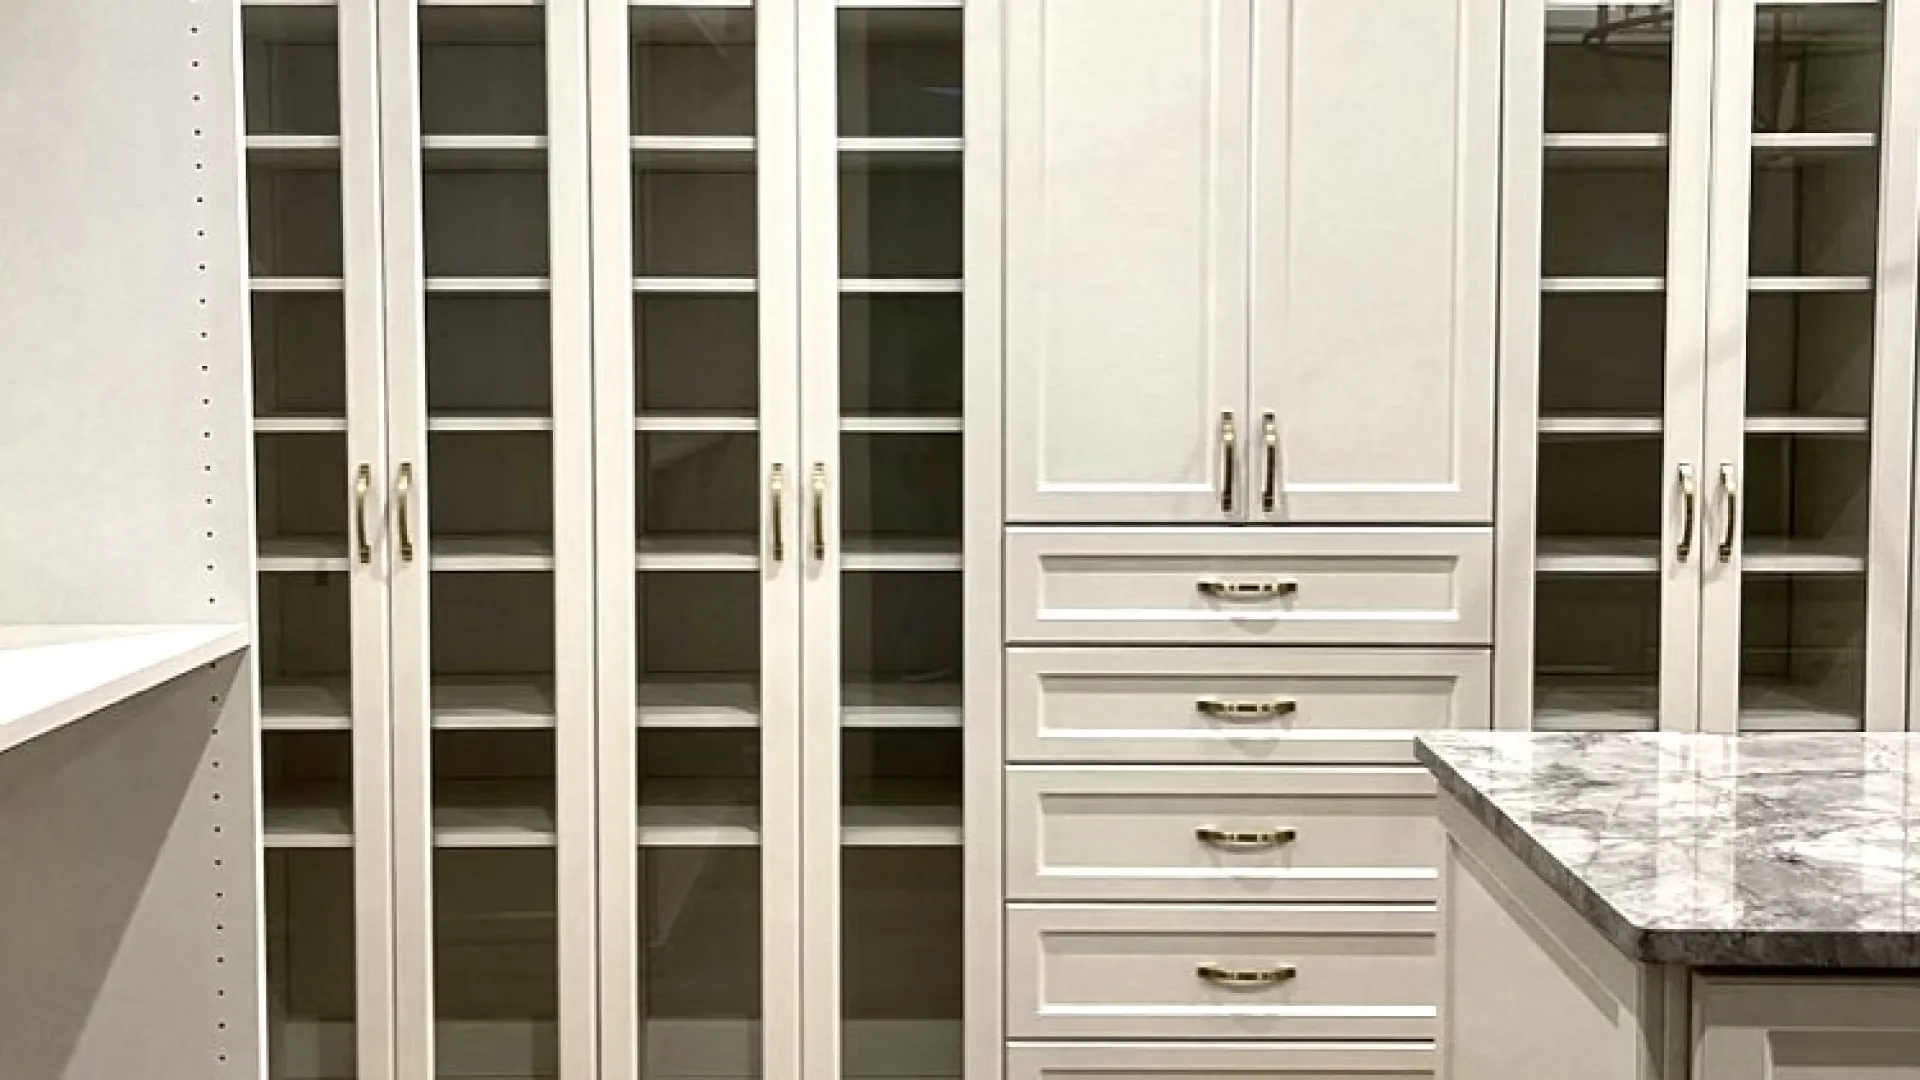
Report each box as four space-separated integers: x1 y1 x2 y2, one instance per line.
1003 0 1253 524
1694 978 1920 1079
1247 0 1499 523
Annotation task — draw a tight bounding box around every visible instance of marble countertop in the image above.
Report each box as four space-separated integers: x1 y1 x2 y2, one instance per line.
1416 732 1920 968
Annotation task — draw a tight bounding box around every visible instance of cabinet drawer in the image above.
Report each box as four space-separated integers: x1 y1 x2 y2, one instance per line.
1006 904 1437 1040
1007 766 1436 903
1007 647 1490 764
1006 528 1492 645
1008 1044 1436 1080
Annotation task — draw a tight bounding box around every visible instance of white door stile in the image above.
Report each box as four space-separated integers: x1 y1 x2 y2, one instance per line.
1660 0 1718 733
1696 0 1757 733
585 0 640 1076
1492 0 1544 731
797 3 844 1079
371 2 436 1075
1867 0 1920 731
759 6 808 1080
547 1 602 1076
962 3 1006 1080
340 2 398 1076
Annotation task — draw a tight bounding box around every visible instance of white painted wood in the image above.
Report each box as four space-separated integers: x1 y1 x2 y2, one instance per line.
962 4 1007 1080
1005 903 1437 1041
1246 0 1498 524
1007 1042 1436 1080
1005 765 1436 902
1002 0 1251 523
1438 798 1680 1080
1005 647 1490 765
1006 527 1493 646
0 625 247 758
1692 977 1920 1080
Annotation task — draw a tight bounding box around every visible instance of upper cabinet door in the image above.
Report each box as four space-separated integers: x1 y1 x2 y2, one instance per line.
1247 0 1499 524
1003 0 1252 524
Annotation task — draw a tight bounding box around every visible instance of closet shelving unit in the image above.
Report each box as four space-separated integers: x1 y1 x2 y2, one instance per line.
1511 0 1914 733
243 2 968 1077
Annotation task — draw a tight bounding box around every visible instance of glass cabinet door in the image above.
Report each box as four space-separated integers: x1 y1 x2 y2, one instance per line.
245 4 383 1077
831 5 966 1079
1528 1 1708 731
1708 0 1894 731
409 5 571 1077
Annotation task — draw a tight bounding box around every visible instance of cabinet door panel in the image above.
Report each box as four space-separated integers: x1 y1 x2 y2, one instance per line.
1248 0 1498 523
1004 0 1251 523
1695 978 1920 1080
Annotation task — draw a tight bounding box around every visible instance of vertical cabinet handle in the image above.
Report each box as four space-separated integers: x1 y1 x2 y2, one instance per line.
1260 412 1278 513
1219 411 1237 514
1676 462 1697 563
396 462 416 563
1718 461 1738 564
354 463 373 565
810 463 828 563
769 464 786 564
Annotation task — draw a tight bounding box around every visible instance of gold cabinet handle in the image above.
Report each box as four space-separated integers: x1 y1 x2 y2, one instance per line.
810 463 827 563
1196 826 1297 849
354 463 372 565
1219 411 1237 515
396 461 416 563
1260 412 1278 513
1676 462 1697 563
1197 578 1297 600
769 464 786 563
1718 461 1738 564
1196 698 1297 720
1197 964 1297 988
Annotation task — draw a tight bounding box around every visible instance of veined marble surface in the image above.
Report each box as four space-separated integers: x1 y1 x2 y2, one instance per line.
1416 732 1920 967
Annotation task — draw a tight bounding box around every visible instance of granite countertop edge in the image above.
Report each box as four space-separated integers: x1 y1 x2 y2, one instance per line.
1413 735 1920 969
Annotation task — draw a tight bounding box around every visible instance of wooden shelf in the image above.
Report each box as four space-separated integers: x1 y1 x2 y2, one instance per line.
0 625 248 758
1535 536 1661 574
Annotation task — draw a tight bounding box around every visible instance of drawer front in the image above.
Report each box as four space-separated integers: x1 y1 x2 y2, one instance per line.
1006 904 1437 1040
1006 647 1490 764
1007 767 1437 902
1007 1044 1437 1080
1006 528 1492 646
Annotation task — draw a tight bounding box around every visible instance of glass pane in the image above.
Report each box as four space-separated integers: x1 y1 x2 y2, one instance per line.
419 8 560 1075
1533 4 1674 729
1543 3 1674 133
245 5 356 1073
633 6 765 1079
1739 2 1881 731
838 7 964 1074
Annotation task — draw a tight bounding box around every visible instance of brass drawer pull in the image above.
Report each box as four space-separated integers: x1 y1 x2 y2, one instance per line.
1198 964 1297 988
1196 698 1297 720
1718 461 1738 564
354 463 372 565
395 461 416 563
1196 826 1297 849
1260 411 1278 513
1197 578 1297 600
1219 411 1237 515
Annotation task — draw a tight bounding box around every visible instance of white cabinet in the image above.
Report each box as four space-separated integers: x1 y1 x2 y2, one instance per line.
1694 978 1920 1080
1005 0 1500 525
1497 0 1920 733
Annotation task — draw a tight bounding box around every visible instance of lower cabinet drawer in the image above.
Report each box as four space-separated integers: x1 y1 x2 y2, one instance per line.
1006 904 1437 1041
1006 766 1437 902
1007 1043 1437 1080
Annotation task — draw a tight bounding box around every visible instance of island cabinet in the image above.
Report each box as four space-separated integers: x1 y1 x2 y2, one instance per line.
1424 732 1920 1080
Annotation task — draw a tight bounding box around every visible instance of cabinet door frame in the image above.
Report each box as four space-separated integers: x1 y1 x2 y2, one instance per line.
1492 0 1718 732
1695 0 1920 733
1692 976 1920 1078
1001 0 1253 524
1246 0 1500 525
374 1 601 1075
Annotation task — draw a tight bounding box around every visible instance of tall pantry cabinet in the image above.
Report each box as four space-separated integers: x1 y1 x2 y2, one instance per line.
244 3 970 1080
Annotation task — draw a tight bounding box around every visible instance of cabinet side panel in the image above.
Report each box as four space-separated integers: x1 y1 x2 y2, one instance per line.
1003 0 1249 523
1251 0 1499 523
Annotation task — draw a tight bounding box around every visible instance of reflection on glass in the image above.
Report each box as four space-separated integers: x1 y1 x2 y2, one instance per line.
1543 4 1674 134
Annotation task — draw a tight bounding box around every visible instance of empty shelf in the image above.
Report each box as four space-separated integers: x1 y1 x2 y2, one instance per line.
259 536 349 571
1538 414 1662 436
425 277 552 294
264 792 354 850
0 624 249 757
431 535 557 571
1742 537 1866 574
1748 276 1873 293
843 682 963 729
252 276 346 293
636 414 759 433
841 415 963 434
637 680 760 728
1744 414 1870 435
637 535 760 571
1540 276 1666 293
1542 132 1668 151
428 413 555 433
633 277 756 294
1535 536 1661 574
843 802 963 847
1533 677 1660 733
247 134 342 167
435 783 557 848
843 537 962 572
261 681 352 731
636 780 962 847
422 134 548 170
840 278 964 294
633 136 755 172
263 679 559 731
1740 683 1864 732
839 137 964 170
255 414 348 434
